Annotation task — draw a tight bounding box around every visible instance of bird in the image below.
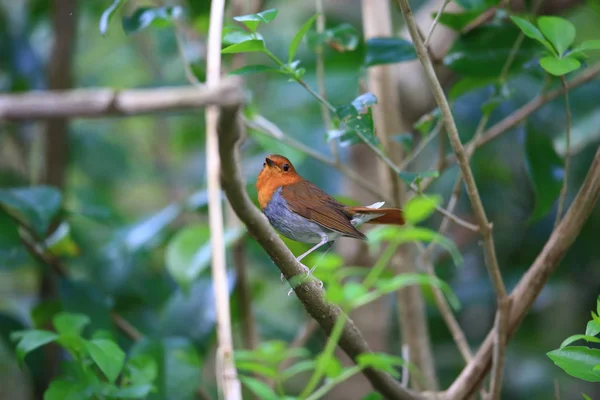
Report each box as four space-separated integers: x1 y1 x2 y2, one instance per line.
256 154 405 269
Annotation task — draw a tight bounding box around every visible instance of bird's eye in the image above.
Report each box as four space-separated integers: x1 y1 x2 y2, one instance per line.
263 162 266 167
283 164 289 172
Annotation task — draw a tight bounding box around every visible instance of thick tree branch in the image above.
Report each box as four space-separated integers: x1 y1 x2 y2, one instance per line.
0 78 245 120
446 146 600 399
217 102 424 400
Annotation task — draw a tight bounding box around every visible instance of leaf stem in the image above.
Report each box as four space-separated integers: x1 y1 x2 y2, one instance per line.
305 366 363 400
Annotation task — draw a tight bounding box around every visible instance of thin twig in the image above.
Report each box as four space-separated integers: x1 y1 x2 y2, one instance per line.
424 0 451 47
488 297 511 400
315 0 339 164
554 76 572 228
205 0 242 398
396 0 506 298
397 119 443 172
401 344 410 387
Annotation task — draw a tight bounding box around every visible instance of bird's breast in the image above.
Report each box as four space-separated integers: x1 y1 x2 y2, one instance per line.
263 187 336 244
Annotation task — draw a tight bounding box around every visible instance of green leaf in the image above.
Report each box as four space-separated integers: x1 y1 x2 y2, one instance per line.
561 334 600 349
127 354 158 386
166 224 245 290
445 24 540 78
357 353 406 378
524 122 564 222
335 98 379 148
53 313 90 336
281 360 316 381
233 8 278 33
367 226 463 268
449 77 499 100
222 26 263 45
236 361 278 378
10 329 59 364
0 186 62 236
537 16 576 56
121 6 183 35
586 319 600 337
288 14 318 63
45 222 79 257
365 37 417 66
547 346 600 382
403 195 442 225
398 170 439 186
436 11 482 31
44 379 86 400
362 393 385 400
570 39 600 58
582 394 592 400
99 0 127 36
540 56 581 76
222 40 266 54
239 376 279 400
318 354 343 378
510 16 556 56
229 65 281 76
374 273 460 310
343 282 368 302
85 339 126 383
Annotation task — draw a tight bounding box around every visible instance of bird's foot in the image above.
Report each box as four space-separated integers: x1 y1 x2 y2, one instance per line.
286 265 323 296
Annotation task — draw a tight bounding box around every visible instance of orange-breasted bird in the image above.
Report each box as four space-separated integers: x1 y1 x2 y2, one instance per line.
256 154 405 265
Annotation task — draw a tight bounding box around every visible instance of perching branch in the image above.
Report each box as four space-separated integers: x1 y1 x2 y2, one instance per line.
446 146 600 399
0 78 245 120
216 99 424 400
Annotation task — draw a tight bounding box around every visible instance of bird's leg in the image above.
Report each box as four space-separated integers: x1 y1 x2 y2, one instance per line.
296 235 330 262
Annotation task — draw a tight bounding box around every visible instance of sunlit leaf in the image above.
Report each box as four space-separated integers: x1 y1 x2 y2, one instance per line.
222 26 263 45
10 329 59 364
365 37 417 66
335 98 379 147
53 313 90 336
569 39 600 59
308 23 360 52
373 273 460 310
44 380 86 400
239 376 279 400
586 319 600 337
281 360 316 381
403 195 442 225
357 353 406 378
288 14 318 63
525 122 564 222
122 6 183 35
539 56 581 76
537 16 576 56
99 0 127 36
367 226 462 268
45 222 79 257
318 353 343 378
233 8 278 32
510 16 556 56
547 346 600 382
561 334 600 349
0 186 62 236
222 40 266 54
85 338 126 383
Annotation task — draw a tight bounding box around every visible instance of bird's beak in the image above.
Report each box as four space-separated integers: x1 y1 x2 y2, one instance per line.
265 157 276 168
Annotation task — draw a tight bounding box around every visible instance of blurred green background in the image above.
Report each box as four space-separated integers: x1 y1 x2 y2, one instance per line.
1 0 600 399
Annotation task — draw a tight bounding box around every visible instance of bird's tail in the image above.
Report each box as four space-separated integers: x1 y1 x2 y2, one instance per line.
346 202 405 226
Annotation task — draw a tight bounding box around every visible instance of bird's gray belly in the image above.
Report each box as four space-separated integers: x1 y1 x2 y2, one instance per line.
263 189 333 243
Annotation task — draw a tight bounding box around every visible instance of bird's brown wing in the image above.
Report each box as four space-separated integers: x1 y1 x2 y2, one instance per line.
281 180 366 240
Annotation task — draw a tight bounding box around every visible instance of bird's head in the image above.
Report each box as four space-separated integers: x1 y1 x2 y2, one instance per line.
256 154 302 208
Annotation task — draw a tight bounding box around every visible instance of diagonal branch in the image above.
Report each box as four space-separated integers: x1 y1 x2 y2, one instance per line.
446 146 600 399
216 102 424 400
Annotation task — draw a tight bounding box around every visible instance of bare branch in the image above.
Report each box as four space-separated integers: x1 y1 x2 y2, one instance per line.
446 147 600 399
0 78 245 120
217 104 424 400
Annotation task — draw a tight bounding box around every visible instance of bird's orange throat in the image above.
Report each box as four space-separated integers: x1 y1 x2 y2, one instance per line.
256 166 302 209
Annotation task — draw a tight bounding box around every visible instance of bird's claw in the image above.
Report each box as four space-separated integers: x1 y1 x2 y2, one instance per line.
286 265 323 296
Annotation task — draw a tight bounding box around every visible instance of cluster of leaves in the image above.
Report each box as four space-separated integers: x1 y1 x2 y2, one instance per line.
547 296 600 392
234 195 461 399
11 312 154 400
